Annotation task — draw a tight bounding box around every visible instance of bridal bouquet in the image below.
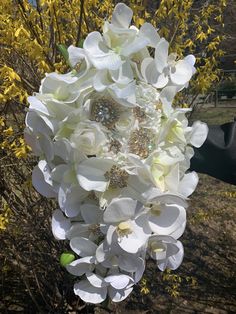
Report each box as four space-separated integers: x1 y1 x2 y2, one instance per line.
25 3 208 304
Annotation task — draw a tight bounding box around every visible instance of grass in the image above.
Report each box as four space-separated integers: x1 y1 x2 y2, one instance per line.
189 106 236 125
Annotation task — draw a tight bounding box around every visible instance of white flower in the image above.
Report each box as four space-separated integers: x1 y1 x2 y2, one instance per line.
70 121 109 156
24 2 210 305
148 235 184 270
74 272 134 304
39 72 80 104
146 203 186 239
96 240 145 275
103 197 151 253
142 38 195 89
83 3 149 71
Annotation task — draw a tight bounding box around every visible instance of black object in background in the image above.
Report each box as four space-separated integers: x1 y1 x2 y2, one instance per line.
190 119 236 185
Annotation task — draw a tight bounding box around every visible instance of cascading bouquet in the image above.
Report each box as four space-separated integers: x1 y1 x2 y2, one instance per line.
25 3 208 304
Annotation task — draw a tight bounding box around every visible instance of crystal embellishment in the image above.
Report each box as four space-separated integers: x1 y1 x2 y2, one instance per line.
91 99 120 129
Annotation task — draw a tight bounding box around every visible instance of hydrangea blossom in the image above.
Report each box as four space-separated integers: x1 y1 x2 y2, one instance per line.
25 3 208 304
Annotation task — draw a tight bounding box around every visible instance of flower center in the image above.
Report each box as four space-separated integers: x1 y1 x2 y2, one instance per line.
117 221 132 237
133 106 146 122
104 165 129 189
128 128 154 158
109 139 122 154
150 204 162 216
150 242 165 253
91 98 120 129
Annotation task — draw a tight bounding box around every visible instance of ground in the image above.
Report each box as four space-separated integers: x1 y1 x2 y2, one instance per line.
1 106 236 313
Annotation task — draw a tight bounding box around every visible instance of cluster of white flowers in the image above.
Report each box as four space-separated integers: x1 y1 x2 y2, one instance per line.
25 3 208 304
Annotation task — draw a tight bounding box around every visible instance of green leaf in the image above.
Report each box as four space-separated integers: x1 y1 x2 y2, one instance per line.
60 252 75 267
78 39 84 48
57 44 69 61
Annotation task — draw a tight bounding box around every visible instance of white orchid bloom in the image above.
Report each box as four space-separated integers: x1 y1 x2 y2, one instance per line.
39 71 80 104
148 235 184 270
96 240 145 276
74 271 134 304
142 38 195 89
65 237 100 278
83 3 161 104
147 203 186 239
103 197 151 253
144 147 185 192
76 156 154 206
84 3 149 71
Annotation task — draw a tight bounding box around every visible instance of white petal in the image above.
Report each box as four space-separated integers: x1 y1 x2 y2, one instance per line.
170 60 193 85
95 242 107 263
80 204 103 224
155 38 169 72
38 134 54 161
106 225 117 245
108 286 133 302
184 54 196 67
153 72 169 89
121 36 149 57
110 61 133 84
150 194 188 208
32 162 56 198
67 45 88 67
25 111 53 135
66 223 90 240
51 165 69 184
86 272 106 288
28 96 49 115
84 32 121 70
66 257 94 276
109 80 136 100
93 70 111 91
52 209 71 240
141 57 157 84
111 3 133 29
118 254 140 272
148 204 186 237
105 274 131 289
134 257 145 283
158 241 184 271
103 198 140 223
190 121 208 148
160 86 180 116
139 23 160 48
70 237 98 257
178 172 198 197
74 280 107 304
77 158 113 192
119 236 145 254
58 185 87 218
